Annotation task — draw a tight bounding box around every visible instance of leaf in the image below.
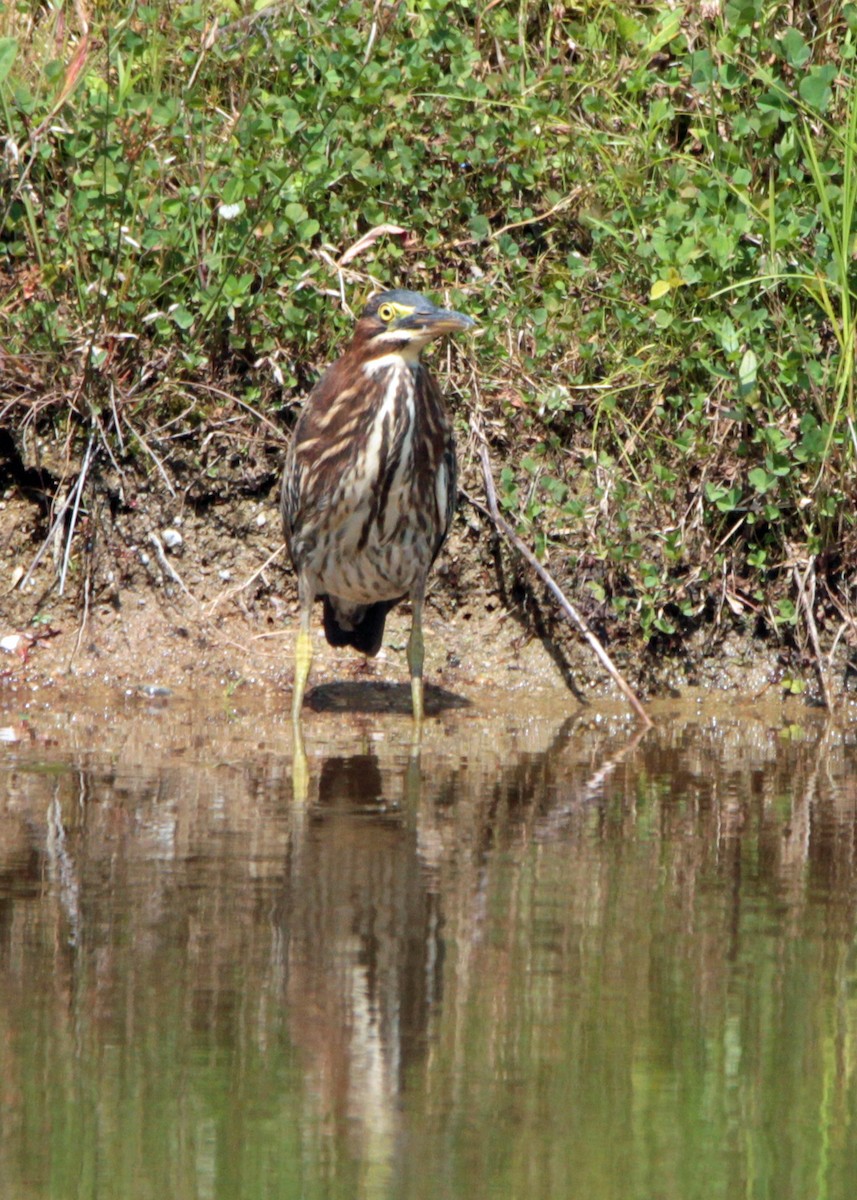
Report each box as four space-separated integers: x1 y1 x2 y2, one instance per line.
93 155 123 196
0 37 17 85
799 64 836 112
645 8 684 56
748 467 774 493
738 348 758 390
349 149 373 177
714 486 743 513
780 27 811 68
171 306 194 330
284 202 308 225
689 48 714 91
614 11 644 44
650 268 684 300
587 580 606 603
782 676 806 694
719 62 746 89
719 318 739 354
280 104 302 135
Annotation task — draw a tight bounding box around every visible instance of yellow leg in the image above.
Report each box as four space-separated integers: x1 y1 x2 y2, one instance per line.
292 719 309 806
291 585 313 802
292 625 313 722
407 592 425 725
292 584 314 723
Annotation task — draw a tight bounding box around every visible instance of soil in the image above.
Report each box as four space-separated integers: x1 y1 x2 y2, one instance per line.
0 419 844 714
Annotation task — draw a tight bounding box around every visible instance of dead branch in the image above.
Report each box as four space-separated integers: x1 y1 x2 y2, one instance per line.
148 532 195 600
19 436 96 594
470 417 652 727
793 558 833 710
205 541 285 615
59 432 94 596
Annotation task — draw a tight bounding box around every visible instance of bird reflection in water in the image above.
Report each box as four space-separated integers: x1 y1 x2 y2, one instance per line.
280 714 643 1195
282 745 442 1196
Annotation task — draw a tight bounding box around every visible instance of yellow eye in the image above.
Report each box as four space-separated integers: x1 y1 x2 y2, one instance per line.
378 303 394 322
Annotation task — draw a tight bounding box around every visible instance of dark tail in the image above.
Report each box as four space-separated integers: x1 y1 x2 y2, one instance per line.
322 596 400 657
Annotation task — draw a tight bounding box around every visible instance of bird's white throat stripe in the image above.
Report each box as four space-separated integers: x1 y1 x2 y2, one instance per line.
360 360 414 492
363 345 421 371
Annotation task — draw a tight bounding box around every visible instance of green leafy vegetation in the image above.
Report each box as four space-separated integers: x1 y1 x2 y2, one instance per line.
3 0 857 660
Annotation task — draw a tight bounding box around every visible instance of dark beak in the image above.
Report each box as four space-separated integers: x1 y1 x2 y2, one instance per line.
411 307 477 336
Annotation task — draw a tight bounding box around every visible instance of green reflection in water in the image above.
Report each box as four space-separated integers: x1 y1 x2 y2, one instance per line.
1 700 856 1200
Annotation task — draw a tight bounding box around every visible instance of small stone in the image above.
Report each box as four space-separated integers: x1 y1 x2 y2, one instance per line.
255 513 267 528
162 528 183 549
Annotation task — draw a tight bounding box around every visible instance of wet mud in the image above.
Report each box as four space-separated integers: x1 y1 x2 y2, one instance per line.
0 429 849 709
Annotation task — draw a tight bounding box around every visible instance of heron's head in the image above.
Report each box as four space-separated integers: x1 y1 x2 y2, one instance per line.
351 289 476 365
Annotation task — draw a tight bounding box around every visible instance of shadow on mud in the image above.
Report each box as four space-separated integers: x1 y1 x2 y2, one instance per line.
305 679 471 715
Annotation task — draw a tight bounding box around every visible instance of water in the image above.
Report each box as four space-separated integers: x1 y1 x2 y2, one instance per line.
1 689 857 1199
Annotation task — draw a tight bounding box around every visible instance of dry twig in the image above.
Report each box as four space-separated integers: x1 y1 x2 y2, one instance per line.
793 558 833 710
59 433 94 596
470 417 652 727
205 542 285 615
19 436 96 594
148 532 195 599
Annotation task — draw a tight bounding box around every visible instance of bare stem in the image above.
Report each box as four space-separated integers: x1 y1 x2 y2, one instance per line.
793 559 833 710
470 417 652 727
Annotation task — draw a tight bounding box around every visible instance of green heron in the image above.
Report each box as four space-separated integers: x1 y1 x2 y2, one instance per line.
281 288 475 723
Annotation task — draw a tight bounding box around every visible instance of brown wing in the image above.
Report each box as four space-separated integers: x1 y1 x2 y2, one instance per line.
280 357 368 569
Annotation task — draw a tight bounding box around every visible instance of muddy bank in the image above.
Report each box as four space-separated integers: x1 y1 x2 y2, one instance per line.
0 423 847 711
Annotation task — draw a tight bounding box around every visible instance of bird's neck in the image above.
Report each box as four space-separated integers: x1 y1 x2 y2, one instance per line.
362 346 422 374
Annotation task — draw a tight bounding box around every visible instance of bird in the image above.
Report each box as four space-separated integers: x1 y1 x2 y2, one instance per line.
281 288 475 724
